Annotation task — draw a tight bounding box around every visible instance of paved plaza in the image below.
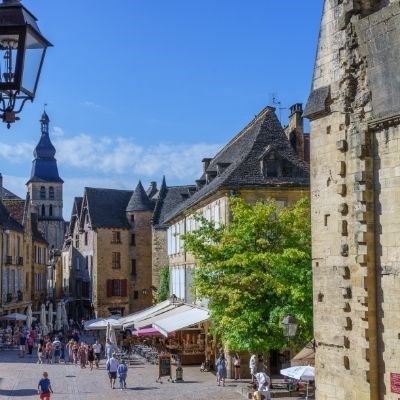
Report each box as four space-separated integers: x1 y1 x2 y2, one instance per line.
0 350 244 400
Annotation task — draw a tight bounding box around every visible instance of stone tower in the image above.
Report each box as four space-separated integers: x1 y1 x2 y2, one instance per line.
126 181 154 310
27 111 64 250
304 1 400 399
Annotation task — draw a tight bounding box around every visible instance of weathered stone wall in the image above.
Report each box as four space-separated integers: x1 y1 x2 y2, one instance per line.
129 210 153 312
151 228 168 290
307 1 400 399
94 228 130 317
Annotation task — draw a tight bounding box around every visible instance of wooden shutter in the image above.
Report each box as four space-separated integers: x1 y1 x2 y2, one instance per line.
121 279 128 297
107 279 113 297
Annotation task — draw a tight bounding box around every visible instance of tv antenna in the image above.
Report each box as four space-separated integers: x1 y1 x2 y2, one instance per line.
269 93 286 124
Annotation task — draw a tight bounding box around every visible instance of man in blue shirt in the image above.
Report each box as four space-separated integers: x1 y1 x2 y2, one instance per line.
37 371 53 400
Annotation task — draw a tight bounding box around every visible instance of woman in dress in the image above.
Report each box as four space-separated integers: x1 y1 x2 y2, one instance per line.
216 353 227 387
87 344 95 370
79 342 87 368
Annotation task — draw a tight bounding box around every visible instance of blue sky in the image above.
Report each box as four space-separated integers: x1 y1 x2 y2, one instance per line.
0 0 322 218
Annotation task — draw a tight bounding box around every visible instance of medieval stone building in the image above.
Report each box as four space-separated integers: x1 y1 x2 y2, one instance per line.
0 175 48 314
304 1 400 399
61 179 192 318
27 111 64 251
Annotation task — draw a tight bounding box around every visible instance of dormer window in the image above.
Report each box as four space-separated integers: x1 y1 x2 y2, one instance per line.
264 153 280 178
260 146 293 178
40 186 46 200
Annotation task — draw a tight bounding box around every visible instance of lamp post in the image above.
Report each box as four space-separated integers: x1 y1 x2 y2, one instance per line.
0 0 52 128
282 315 298 367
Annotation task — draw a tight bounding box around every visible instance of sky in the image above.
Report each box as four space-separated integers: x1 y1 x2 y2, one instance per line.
0 0 322 219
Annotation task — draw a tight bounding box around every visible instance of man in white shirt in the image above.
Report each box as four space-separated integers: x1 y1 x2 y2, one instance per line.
93 340 102 368
106 354 119 389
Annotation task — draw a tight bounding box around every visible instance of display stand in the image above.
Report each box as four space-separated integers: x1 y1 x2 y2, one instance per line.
156 355 172 383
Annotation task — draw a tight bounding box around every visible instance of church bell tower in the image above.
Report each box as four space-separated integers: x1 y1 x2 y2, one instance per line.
26 111 64 250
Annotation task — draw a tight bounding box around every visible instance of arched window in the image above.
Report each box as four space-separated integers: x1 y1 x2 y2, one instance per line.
41 204 45 216
49 186 55 200
40 186 46 200
49 205 53 217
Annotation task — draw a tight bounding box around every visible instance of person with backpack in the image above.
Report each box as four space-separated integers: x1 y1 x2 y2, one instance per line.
117 359 128 390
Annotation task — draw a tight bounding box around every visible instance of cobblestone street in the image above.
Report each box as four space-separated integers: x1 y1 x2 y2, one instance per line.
0 350 244 400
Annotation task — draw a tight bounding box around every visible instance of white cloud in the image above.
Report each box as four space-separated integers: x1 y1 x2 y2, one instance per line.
53 135 220 180
51 126 64 137
82 101 114 115
0 142 32 163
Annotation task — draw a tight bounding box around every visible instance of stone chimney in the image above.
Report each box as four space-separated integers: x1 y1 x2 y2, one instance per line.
285 103 305 161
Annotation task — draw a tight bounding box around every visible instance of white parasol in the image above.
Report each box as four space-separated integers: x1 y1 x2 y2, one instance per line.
0 312 28 321
280 366 315 400
55 302 62 331
40 304 48 336
26 304 33 330
47 302 53 333
61 301 69 330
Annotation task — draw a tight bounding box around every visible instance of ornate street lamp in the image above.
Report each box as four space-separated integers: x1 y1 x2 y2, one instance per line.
282 315 298 368
0 0 52 128
282 315 298 339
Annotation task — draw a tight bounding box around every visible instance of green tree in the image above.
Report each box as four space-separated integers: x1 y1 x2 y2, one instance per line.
157 266 170 303
182 197 312 352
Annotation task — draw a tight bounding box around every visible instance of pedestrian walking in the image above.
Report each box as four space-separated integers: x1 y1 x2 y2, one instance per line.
27 334 34 356
106 353 119 389
216 353 227 387
79 342 87 368
93 340 102 368
72 342 79 365
105 339 115 361
37 341 44 364
249 353 257 383
52 338 61 363
255 371 271 400
233 353 241 380
117 359 128 390
37 371 53 400
45 341 53 364
87 344 95 370
19 333 27 357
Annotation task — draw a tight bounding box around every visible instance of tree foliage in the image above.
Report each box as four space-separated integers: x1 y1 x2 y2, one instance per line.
182 197 312 352
157 266 170 303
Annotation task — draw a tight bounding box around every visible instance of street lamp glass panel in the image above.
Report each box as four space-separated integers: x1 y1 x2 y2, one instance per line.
21 30 46 96
282 315 298 338
0 33 20 86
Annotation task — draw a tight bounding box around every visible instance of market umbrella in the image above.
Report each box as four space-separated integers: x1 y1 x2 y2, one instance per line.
61 301 69 330
280 366 315 400
26 304 33 330
132 327 161 337
110 326 117 347
55 302 62 331
40 304 48 336
0 312 27 321
48 302 53 333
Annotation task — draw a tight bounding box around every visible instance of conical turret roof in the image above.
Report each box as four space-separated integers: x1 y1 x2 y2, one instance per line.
126 181 154 212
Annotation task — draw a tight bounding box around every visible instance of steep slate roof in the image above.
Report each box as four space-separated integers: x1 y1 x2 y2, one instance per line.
3 199 25 224
126 181 154 212
2 187 22 200
68 197 83 235
163 106 309 223
0 201 24 232
85 187 133 229
152 177 197 229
